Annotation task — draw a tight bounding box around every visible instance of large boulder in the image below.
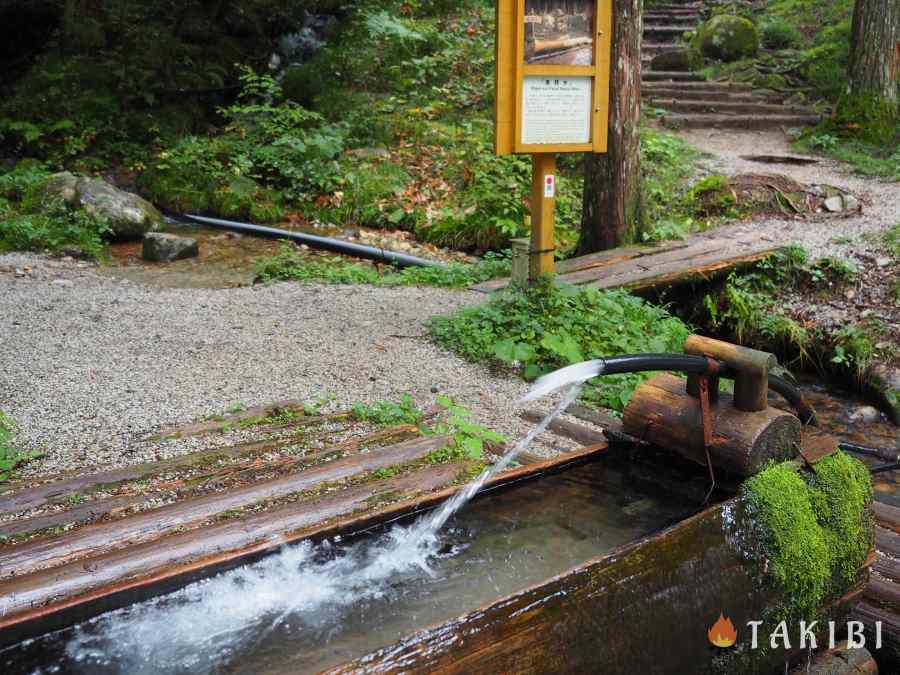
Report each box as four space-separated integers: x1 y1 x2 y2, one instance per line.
698 15 759 62
650 49 703 72
142 232 199 262
41 173 162 240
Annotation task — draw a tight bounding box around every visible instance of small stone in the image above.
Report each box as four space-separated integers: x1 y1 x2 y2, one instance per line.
142 232 199 262
824 196 844 212
875 257 891 268
14 268 25 278
52 279 74 288
847 406 881 424
430 386 439 393
842 194 860 211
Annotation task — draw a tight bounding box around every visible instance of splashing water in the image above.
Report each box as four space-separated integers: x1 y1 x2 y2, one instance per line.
44 382 588 674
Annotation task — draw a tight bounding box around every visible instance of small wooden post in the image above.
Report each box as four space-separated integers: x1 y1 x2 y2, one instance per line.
530 153 557 281
510 237 531 285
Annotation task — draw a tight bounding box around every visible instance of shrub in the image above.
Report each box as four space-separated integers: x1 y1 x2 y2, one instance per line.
760 19 804 49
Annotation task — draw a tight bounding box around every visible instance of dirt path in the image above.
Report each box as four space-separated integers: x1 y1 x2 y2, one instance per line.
679 128 900 259
0 254 576 479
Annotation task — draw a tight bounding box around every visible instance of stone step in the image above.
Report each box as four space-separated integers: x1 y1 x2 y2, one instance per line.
641 71 707 82
648 98 818 116
644 25 697 36
643 42 682 55
643 89 772 103
643 80 756 92
644 10 702 18
660 113 821 131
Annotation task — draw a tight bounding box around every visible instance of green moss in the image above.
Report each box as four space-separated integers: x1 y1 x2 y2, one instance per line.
698 15 759 62
742 452 873 620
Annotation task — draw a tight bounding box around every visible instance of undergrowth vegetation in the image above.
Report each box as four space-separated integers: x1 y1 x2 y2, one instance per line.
254 245 511 288
429 280 691 411
0 165 110 258
0 412 41 482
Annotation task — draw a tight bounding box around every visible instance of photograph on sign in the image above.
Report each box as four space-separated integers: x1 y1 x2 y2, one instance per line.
521 75 592 145
524 0 595 66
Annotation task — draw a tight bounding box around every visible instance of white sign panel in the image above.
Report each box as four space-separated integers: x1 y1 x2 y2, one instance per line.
521 76 592 146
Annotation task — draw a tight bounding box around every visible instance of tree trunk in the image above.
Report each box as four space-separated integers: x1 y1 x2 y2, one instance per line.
578 0 643 254
849 0 900 103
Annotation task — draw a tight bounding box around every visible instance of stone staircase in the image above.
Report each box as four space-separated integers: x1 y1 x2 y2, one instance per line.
642 1 821 130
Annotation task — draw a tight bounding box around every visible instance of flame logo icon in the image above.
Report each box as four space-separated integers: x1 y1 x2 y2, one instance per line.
708 613 737 648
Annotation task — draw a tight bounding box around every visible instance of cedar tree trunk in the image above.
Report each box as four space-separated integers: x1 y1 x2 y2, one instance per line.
849 0 900 103
578 0 643 254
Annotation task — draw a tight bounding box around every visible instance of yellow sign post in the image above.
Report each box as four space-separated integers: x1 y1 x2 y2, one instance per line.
495 0 613 280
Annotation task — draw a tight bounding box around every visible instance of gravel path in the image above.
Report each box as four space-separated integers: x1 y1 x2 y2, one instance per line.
680 128 900 259
1 253 575 479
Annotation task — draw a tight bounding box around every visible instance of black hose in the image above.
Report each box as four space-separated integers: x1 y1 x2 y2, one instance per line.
182 214 444 269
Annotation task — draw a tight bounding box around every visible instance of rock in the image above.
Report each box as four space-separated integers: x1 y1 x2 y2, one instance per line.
842 194 859 211
40 173 163 241
142 232 199 262
875 257 891 267
650 49 703 72
52 279 74 288
14 268 26 278
870 365 900 425
348 147 391 160
697 15 759 62
847 405 882 424
824 196 844 212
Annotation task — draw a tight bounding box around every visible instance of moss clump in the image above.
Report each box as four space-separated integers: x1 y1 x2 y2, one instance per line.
698 15 759 62
742 452 873 619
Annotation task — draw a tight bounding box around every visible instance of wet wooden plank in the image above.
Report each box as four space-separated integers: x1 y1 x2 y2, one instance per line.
0 444 610 647
875 554 900 583
520 409 606 446
0 436 448 579
865 578 900 609
878 526 900 558
472 233 780 294
156 401 337 439
874 501 900 533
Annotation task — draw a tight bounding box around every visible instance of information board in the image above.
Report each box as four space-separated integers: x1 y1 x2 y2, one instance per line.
494 0 612 156
521 76 592 145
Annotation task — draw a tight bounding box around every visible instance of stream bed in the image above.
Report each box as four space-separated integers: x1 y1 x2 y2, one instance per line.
1 454 711 675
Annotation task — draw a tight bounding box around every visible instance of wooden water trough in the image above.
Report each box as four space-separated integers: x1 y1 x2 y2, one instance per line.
0 353 876 673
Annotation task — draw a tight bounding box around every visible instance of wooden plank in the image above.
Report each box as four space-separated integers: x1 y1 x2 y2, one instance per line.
0 465 462 647
878 526 900 558
865 577 900 609
472 232 780 294
0 443 610 646
157 404 340 440
0 436 449 579
520 409 606 446
566 403 624 433
875 553 900 583
555 240 686 274
874 501 900 533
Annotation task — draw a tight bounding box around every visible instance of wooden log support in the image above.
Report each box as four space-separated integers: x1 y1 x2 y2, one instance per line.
623 373 800 476
684 334 777 412
788 641 878 675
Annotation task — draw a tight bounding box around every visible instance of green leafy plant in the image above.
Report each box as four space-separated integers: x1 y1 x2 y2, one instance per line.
0 412 42 482
254 245 511 289
352 394 425 426
426 396 505 462
430 280 691 411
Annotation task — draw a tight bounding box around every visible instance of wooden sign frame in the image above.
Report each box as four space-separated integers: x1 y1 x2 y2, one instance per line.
495 0 613 156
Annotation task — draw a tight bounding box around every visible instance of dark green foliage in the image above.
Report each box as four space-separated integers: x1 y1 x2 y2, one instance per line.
759 19 803 49
425 396 505 462
254 244 511 289
429 280 691 411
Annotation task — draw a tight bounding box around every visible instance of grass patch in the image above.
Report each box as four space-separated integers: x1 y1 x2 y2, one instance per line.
0 412 42 482
352 394 424 426
429 279 691 411
254 244 511 289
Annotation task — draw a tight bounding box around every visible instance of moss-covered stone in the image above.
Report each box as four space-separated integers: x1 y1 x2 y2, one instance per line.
698 15 759 63
741 452 873 620
650 49 703 73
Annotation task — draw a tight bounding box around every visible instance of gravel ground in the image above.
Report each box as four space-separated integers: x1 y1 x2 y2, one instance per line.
1 253 576 479
680 128 900 259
